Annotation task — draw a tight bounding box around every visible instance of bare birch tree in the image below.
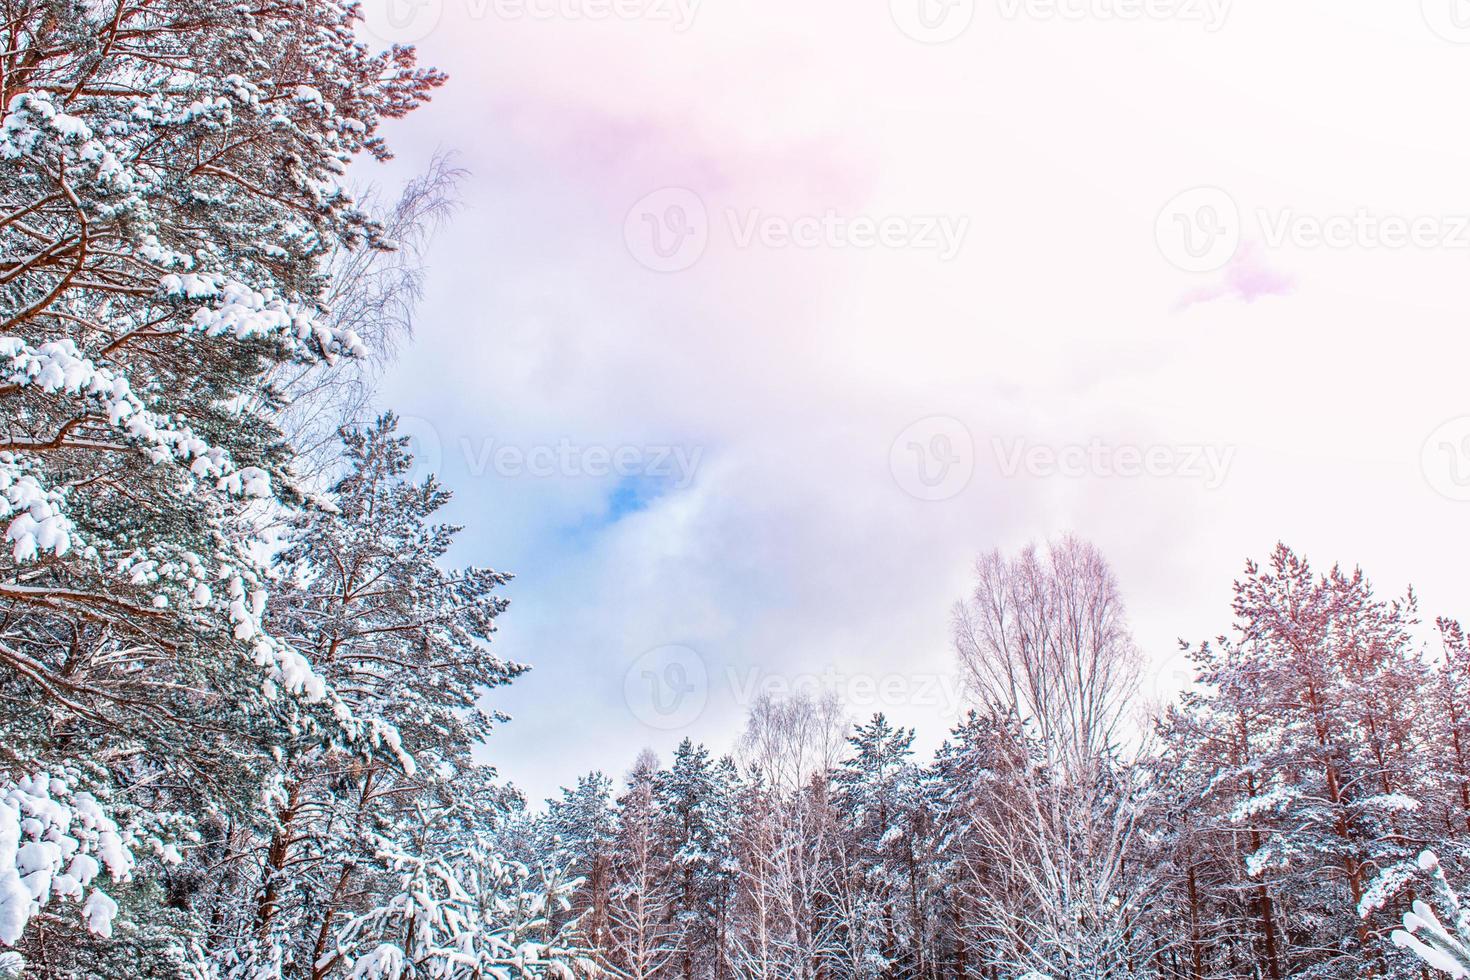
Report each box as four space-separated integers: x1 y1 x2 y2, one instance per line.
730 693 848 980
608 750 685 980
270 153 466 483
950 537 1155 978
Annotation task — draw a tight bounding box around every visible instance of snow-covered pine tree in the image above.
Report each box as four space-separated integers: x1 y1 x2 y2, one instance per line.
324 792 598 980
1151 696 1279 980
204 415 530 976
547 772 617 953
0 0 439 968
655 739 738 980
1424 620 1470 842
829 713 933 980
1171 545 1437 978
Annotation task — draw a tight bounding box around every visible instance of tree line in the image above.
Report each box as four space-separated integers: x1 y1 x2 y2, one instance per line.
521 539 1470 980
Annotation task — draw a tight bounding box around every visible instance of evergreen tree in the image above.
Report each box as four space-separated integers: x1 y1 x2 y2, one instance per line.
0 0 441 968
830 714 931 980
548 772 617 952
656 739 738 980
211 415 529 977
1166 544 1443 979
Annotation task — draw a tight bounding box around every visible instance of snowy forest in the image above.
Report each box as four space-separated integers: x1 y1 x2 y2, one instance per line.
3 0 1470 979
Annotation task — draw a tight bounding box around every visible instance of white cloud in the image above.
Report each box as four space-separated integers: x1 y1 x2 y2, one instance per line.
369 1 1470 801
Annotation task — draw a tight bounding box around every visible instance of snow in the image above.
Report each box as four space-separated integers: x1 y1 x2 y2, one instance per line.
1365 792 1421 813
81 889 118 939
1389 851 1470 978
0 270 363 567
0 334 281 506
1360 860 1419 918
0 774 134 946
1395 929 1469 978
1227 785 1295 823
0 463 75 563
348 943 405 980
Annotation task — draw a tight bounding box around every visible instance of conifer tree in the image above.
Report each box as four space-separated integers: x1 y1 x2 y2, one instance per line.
656 739 738 980
0 0 441 966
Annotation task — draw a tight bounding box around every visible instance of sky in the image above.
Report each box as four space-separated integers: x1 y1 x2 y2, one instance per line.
355 0 1470 805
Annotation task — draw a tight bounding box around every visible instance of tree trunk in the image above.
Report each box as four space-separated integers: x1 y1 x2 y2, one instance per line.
255 781 302 939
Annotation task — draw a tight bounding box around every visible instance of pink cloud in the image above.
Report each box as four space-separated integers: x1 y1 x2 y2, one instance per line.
1174 241 1295 312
